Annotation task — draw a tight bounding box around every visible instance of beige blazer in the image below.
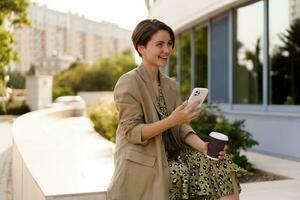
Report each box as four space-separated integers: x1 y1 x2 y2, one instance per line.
107 65 194 200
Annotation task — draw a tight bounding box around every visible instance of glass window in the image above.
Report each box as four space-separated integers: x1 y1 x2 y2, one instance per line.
180 31 191 100
233 1 264 104
269 0 300 105
194 25 208 88
168 38 178 79
211 15 229 103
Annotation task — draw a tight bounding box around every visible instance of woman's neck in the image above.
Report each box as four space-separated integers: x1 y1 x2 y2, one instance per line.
143 62 159 83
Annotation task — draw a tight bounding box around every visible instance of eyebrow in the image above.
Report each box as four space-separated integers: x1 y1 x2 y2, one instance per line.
155 40 172 43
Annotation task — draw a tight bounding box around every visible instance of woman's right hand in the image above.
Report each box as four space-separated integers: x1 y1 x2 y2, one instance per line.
169 100 201 125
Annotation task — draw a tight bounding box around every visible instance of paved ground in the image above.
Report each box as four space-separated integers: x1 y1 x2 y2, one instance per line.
240 152 300 200
0 116 14 200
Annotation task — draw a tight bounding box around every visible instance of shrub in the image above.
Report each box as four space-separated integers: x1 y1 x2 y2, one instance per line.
88 99 118 143
7 70 26 89
7 102 30 115
52 86 76 100
191 104 258 171
0 101 30 115
0 105 5 114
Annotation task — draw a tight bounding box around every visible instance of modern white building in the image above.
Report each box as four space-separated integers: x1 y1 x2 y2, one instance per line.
13 4 133 74
147 0 300 160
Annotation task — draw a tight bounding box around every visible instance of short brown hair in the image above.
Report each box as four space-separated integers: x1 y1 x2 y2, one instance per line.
131 19 175 56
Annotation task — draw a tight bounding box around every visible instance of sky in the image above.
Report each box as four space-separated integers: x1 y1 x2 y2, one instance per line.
32 0 149 30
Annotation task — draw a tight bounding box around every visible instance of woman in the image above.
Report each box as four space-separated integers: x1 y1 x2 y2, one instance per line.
107 19 243 200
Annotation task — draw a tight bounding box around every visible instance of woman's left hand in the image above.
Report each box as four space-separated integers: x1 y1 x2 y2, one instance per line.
202 142 227 160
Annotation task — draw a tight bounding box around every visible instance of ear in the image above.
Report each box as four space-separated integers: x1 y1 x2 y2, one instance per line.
137 45 146 57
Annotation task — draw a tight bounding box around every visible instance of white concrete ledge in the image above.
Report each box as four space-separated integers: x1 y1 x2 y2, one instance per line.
12 107 114 200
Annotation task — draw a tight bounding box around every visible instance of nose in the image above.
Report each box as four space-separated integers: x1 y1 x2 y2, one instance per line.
163 44 172 54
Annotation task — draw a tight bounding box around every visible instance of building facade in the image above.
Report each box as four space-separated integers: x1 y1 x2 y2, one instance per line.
13 5 132 74
147 0 300 160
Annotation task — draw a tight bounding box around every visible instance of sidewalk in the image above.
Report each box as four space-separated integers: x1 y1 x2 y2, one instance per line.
240 152 300 200
0 116 14 200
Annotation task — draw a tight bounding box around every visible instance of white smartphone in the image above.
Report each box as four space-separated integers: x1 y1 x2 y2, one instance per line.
187 88 208 107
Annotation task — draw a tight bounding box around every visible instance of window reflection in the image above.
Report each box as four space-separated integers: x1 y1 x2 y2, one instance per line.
269 0 300 105
180 31 191 100
169 38 178 80
234 1 264 104
195 25 208 88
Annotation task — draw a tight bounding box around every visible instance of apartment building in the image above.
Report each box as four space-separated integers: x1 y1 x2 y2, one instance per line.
13 5 132 74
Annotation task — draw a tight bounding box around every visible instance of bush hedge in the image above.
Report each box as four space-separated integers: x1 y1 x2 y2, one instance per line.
0 101 30 115
52 86 76 100
89 100 118 143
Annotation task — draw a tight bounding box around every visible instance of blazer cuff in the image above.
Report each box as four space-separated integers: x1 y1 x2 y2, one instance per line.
130 124 149 145
180 124 195 141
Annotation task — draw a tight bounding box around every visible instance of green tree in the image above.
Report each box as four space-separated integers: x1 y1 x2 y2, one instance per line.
180 31 191 100
270 19 300 104
0 0 30 112
0 0 30 71
7 70 25 89
94 49 136 83
26 64 36 76
53 49 136 98
244 38 263 104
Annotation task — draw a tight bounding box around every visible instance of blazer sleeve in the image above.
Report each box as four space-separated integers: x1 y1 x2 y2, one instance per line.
114 74 147 145
174 82 195 140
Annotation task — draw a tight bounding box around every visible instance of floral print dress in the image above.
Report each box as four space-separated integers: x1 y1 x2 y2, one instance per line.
157 83 246 200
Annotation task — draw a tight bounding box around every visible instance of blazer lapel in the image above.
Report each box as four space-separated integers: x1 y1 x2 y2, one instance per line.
137 65 160 113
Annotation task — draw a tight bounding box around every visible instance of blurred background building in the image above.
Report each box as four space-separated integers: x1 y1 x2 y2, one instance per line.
147 0 300 160
13 4 132 74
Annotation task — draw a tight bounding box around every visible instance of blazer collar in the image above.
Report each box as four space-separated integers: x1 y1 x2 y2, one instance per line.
137 64 173 115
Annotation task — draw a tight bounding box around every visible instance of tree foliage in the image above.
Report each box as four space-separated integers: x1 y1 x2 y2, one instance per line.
0 0 30 71
270 19 300 104
7 70 25 89
53 50 136 97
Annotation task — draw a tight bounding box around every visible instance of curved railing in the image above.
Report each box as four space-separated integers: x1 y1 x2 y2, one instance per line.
12 107 114 200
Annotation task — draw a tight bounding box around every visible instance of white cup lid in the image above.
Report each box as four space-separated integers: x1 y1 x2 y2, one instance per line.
209 132 228 141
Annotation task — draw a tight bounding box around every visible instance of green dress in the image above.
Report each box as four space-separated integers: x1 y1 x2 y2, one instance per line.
157 83 245 200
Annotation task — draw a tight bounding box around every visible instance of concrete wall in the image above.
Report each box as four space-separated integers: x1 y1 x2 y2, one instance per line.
78 91 113 108
26 75 52 111
12 107 114 200
147 0 252 32
223 109 300 161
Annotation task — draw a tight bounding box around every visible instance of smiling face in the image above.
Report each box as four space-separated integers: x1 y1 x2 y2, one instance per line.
138 30 173 69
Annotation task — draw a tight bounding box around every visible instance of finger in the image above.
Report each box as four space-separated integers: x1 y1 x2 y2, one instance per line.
219 151 225 156
190 100 200 106
190 113 200 121
203 142 208 155
191 116 199 122
224 144 228 152
181 100 188 109
218 155 225 160
190 109 201 119
177 101 188 111
186 103 199 113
